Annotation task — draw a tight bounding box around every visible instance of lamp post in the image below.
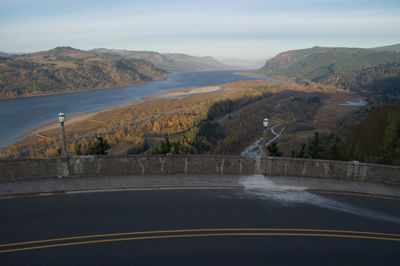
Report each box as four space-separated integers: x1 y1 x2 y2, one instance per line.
262 118 269 157
58 112 67 158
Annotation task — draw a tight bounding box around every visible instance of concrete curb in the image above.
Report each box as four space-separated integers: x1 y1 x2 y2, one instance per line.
1 175 399 200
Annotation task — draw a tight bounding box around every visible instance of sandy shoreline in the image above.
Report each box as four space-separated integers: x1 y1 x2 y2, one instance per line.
27 111 102 137
25 85 224 138
144 85 223 100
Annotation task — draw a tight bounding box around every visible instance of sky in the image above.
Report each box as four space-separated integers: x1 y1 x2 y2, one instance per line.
0 0 399 61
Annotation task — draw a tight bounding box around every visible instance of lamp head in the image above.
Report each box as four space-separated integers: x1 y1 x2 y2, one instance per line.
58 112 65 123
263 118 269 129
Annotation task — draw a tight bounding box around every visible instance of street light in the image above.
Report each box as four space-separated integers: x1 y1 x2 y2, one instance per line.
262 118 269 157
58 112 67 158
263 118 269 129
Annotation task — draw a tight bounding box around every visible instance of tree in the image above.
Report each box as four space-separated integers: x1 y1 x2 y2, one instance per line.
267 141 283 157
296 143 306 158
330 141 340 160
89 135 110 155
160 136 172 154
308 132 324 159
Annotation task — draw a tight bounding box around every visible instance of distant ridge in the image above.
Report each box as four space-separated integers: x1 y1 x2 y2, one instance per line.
0 51 13 58
0 47 167 98
217 58 266 69
90 48 234 73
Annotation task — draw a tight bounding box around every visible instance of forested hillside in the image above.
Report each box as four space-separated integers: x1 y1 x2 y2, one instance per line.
0 47 167 98
91 48 233 73
343 105 400 165
256 45 400 104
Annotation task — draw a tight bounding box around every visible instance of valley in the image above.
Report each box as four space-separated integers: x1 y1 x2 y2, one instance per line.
0 70 266 149
0 47 234 99
1 44 399 166
2 2 400 264
1 79 362 162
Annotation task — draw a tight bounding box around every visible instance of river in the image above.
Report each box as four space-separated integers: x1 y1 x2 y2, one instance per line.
0 70 268 148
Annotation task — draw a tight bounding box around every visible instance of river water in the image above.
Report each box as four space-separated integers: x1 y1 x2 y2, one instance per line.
0 70 268 148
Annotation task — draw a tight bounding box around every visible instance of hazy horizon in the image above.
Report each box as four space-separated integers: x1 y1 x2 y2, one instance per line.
1 0 399 61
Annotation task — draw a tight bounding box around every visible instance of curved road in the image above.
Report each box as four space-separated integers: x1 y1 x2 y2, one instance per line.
242 120 293 156
1 186 399 265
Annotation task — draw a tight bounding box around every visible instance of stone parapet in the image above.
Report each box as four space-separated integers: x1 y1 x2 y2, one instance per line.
0 155 399 185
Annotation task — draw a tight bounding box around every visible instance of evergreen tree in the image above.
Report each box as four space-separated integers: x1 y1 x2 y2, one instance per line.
89 135 111 155
308 132 324 159
267 141 283 157
160 136 172 154
296 143 306 158
330 141 340 160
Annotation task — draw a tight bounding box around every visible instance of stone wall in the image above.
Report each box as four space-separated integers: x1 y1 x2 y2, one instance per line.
0 155 399 185
0 158 67 182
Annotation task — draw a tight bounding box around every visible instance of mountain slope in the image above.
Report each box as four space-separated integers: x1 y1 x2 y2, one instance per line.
255 45 400 104
90 48 233 73
257 46 400 80
0 47 167 98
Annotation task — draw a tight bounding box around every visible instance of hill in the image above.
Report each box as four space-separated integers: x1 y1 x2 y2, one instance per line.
0 52 13 58
343 105 400 165
0 47 167 98
255 44 400 104
90 48 233 73
372 43 400 52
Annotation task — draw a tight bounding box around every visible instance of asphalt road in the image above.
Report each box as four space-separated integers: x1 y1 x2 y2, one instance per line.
1 188 399 265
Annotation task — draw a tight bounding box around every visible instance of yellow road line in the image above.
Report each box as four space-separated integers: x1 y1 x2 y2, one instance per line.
1 228 400 248
1 233 400 254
